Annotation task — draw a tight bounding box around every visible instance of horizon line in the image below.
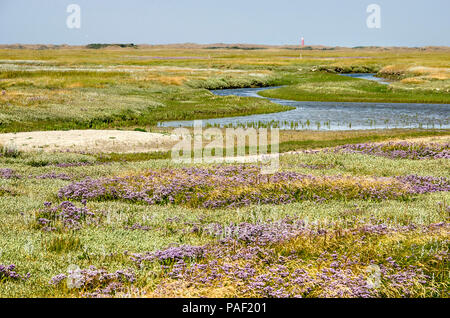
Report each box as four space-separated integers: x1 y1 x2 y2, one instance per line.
1 42 450 49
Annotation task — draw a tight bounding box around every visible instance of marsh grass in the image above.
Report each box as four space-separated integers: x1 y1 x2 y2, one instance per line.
0 186 17 196
1 47 449 132
44 234 83 253
259 72 450 104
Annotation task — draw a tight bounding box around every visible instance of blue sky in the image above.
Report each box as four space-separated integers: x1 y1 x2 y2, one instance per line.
0 0 449 46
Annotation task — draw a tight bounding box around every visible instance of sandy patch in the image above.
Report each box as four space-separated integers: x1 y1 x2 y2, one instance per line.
0 129 447 155
0 130 180 153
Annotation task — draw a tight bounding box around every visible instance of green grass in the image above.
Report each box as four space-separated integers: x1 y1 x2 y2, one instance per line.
259 72 450 104
0 83 292 132
94 151 171 163
44 235 84 254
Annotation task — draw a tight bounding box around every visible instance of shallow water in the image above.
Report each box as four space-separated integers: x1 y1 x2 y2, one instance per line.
159 75 449 131
340 73 391 85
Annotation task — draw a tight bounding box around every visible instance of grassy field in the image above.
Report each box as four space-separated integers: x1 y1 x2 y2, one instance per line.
0 138 449 297
259 71 450 103
0 45 449 298
0 46 449 132
75 128 450 163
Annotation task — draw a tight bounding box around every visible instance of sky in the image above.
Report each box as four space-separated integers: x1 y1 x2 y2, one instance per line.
0 0 449 47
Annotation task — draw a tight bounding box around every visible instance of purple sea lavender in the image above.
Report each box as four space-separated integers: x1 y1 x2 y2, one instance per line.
58 166 444 209
332 142 450 160
34 172 72 181
36 201 97 231
53 162 93 168
0 168 21 179
397 175 450 194
49 266 135 298
140 218 446 298
131 245 206 267
0 264 30 281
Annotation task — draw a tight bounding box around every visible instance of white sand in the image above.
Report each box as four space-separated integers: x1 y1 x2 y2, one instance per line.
0 130 180 153
0 130 447 155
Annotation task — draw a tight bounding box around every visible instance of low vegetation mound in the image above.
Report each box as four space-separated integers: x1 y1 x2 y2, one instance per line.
86 43 137 49
332 142 450 159
57 166 449 209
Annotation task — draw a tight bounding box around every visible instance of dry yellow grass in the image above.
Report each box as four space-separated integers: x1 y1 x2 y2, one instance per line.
145 280 238 298
381 65 450 80
400 77 426 84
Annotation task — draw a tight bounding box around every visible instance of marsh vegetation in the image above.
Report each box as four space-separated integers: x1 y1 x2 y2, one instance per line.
0 45 448 298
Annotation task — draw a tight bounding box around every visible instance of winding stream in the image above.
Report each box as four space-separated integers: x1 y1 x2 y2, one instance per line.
159 74 449 131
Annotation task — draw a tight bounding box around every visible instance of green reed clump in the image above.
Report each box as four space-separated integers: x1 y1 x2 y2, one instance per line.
45 235 83 253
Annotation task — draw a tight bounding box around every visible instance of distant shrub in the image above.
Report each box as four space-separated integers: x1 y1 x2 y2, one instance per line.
205 46 266 50
187 75 278 90
24 153 96 167
27 159 50 167
317 65 381 74
86 43 138 49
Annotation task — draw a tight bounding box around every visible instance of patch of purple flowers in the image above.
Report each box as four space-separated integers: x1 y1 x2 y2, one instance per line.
152 245 432 298
34 172 72 181
49 266 135 298
57 166 448 209
131 245 206 267
36 201 97 231
333 142 449 160
398 175 450 194
200 217 446 246
131 217 447 298
53 162 93 168
0 264 30 282
1 169 72 180
0 168 21 179
203 218 309 245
